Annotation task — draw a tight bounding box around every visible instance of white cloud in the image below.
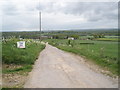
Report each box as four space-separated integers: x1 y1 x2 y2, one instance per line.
0 0 118 31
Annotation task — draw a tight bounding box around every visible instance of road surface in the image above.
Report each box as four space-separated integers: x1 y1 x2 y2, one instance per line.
24 44 118 88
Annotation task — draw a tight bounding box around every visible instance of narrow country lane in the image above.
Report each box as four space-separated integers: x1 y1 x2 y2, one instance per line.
24 44 118 88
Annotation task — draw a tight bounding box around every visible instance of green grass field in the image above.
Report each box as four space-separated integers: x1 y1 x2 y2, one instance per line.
44 39 119 75
95 38 119 42
2 39 45 74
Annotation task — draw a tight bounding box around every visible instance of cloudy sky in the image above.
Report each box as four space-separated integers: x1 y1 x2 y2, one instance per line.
0 0 119 31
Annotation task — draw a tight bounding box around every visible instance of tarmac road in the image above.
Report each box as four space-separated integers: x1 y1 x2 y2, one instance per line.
24 44 118 88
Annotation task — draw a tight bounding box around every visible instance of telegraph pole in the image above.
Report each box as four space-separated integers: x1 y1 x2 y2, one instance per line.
39 12 41 41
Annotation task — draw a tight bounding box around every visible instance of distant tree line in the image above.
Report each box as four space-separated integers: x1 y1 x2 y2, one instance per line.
92 34 105 38
52 34 79 39
2 29 118 39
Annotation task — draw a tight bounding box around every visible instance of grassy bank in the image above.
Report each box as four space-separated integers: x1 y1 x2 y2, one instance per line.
2 39 45 88
2 39 45 73
45 39 119 76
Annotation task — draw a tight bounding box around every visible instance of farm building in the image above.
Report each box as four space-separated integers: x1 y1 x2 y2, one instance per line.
68 37 74 40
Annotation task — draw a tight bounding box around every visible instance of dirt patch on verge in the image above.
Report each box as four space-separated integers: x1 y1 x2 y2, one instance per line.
2 64 29 88
3 73 27 88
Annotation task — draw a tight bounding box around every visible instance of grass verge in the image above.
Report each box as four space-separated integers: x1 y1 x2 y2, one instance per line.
44 39 119 76
2 39 45 88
